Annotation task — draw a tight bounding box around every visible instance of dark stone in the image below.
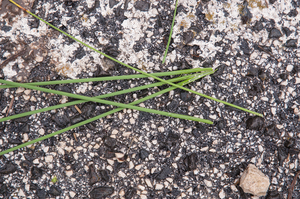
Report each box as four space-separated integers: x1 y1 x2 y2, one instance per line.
51 112 70 128
167 132 180 144
134 1 150 11
114 161 127 172
268 28 282 38
99 170 110 182
167 100 179 112
284 39 297 48
109 0 119 8
81 103 96 117
279 73 288 80
89 164 99 186
180 91 193 102
103 136 117 148
248 82 263 96
202 0 211 3
49 185 61 196
281 27 292 36
253 20 264 32
36 188 46 199
28 18 40 29
20 123 30 133
55 85 72 93
125 187 136 199
266 190 281 199
90 187 114 199
258 69 268 81
139 149 149 160
103 45 120 57
31 166 43 179
1 25 12 32
0 162 17 174
182 31 195 45
8 136 22 144
240 39 251 55
277 146 288 165
183 153 198 171
288 9 298 17
240 2 252 24
246 116 264 131
192 129 200 138
70 115 85 125
20 160 32 170
246 67 258 77
74 47 86 59
284 138 295 148
269 0 276 4
156 166 172 180
0 183 9 197
264 124 280 138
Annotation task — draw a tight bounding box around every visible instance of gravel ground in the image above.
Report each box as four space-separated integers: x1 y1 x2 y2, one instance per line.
0 0 300 198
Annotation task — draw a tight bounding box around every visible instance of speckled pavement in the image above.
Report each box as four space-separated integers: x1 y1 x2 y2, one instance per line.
0 0 299 198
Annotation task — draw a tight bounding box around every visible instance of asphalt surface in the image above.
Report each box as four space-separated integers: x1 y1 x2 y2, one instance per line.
0 0 300 198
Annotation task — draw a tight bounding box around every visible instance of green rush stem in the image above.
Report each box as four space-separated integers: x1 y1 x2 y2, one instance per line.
162 0 179 64
8 0 263 117
0 72 212 156
0 79 213 123
0 75 194 122
0 68 213 89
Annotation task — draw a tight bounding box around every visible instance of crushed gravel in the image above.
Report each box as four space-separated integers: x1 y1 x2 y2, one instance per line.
0 0 300 198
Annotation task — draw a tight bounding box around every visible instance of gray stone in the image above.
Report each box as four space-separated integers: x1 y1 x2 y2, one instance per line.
240 164 270 197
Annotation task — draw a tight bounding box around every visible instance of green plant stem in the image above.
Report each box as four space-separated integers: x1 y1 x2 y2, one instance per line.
0 75 194 122
0 71 212 156
8 0 263 117
0 68 213 89
0 79 213 123
162 0 179 64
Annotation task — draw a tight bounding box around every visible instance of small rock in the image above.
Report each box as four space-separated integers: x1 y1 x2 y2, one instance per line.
139 149 149 160
90 187 114 199
284 39 297 48
180 91 193 102
268 28 282 38
219 189 226 199
103 136 117 148
99 170 110 182
240 2 252 24
182 31 195 45
88 164 99 186
253 20 264 32
264 124 280 138
284 138 295 148
0 183 9 197
134 1 150 11
246 116 264 131
277 146 288 165
20 160 32 170
109 0 119 8
265 190 281 199
0 162 17 174
31 166 43 179
49 185 61 196
239 164 270 197
204 179 212 187
240 39 251 55
125 187 136 199
155 166 172 180
183 153 198 171
36 188 46 199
